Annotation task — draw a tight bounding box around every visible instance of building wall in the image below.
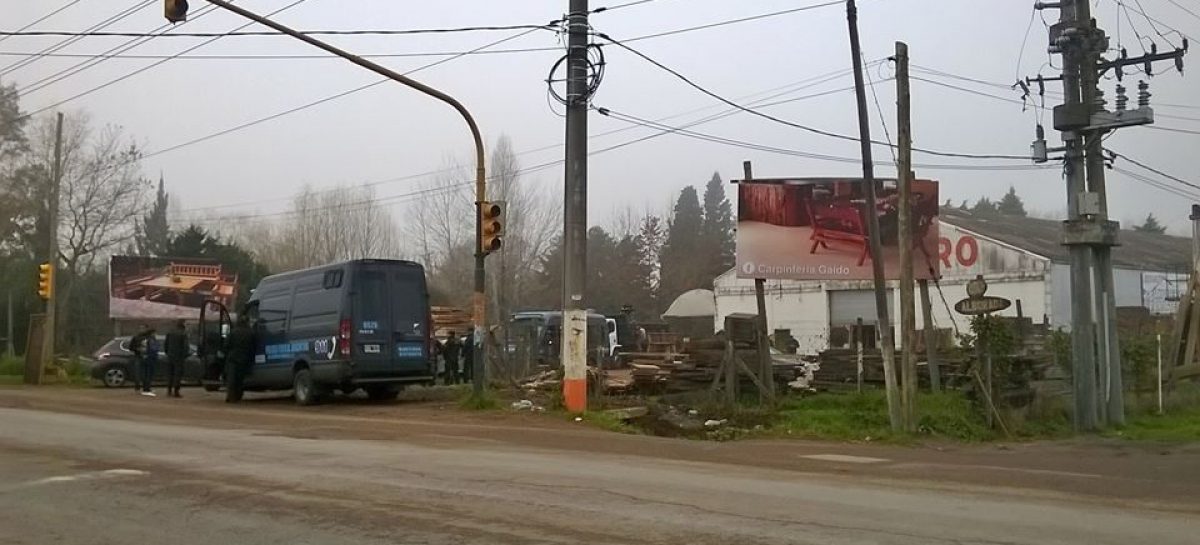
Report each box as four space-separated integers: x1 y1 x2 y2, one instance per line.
715 220 1054 355
1050 265 1175 330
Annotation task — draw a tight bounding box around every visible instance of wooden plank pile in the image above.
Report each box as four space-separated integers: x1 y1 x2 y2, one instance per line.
431 306 472 338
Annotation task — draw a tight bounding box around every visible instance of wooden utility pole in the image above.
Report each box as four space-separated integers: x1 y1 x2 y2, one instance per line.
39 112 64 385
744 161 775 404
895 42 917 431
846 0 901 431
919 280 942 392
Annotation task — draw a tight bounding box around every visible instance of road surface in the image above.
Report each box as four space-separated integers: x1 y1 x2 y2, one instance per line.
0 388 1196 544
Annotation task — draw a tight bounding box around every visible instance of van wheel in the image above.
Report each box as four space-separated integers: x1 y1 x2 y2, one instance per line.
293 369 320 406
365 385 400 401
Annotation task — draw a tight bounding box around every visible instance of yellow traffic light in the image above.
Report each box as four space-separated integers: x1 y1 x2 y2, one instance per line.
480 201 504 255
37 262 53 300
164 0 189 23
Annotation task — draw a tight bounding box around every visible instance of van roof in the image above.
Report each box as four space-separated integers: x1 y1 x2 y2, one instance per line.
260 259 424 283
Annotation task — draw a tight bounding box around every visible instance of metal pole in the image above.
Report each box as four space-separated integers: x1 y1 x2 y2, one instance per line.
1157 332 1164 414
199 0 489 394
39 112 63 385
919 280 942 392
847 0 902 431
560 0 589 413
745 161 775 403
895 41 917 431
1057 0 1098 431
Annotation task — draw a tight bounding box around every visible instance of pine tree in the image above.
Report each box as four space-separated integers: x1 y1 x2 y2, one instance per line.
700 172 735 280
996 186 1027 217
1134 213 1167 234
660 186 704 306
634 214 664 314
970 197 998 216
136 175 171 256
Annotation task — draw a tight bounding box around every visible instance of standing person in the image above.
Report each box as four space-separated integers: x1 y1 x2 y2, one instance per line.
141 328 160 397
462 327 475 384
164 320 189 398
224 314 255 403
441 331 461 385
129 324 152 394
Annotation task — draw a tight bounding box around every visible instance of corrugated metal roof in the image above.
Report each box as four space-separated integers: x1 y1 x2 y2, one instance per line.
941 209 1191 271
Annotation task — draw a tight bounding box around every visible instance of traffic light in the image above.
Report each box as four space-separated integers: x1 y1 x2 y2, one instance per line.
164 0 189 23
479 201 504 255
37 262 53 300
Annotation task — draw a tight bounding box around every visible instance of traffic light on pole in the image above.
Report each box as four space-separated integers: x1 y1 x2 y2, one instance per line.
164 0 189 23
480 201 504 255
37 262 53 300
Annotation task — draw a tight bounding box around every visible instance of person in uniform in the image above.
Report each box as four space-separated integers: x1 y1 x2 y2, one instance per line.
164 320 190 398
224 314 255 403
441 331 461 385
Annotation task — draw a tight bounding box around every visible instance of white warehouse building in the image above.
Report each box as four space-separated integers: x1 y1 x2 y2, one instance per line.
713 209 1192 355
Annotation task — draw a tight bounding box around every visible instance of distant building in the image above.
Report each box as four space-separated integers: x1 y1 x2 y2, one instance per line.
714 209 1192 355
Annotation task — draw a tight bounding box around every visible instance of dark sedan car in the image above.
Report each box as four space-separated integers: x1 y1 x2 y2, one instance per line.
84 336 204 388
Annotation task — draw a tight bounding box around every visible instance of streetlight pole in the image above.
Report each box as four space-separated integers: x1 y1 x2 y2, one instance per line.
192 1 490 393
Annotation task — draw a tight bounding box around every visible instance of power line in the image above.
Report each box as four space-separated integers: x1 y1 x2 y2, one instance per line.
595 32 1032 161
20 0 310 120
0 0 85 45
18 4 222 96
594 106 1054 172
177 66 872 215
1147 125 1200 135
1163 0 1200 24
590 0 661 13
141 25 547 164
1112 166 1200 200
129 6 865 166
0 2 840 62
0 24 563 38
1107 149 1200 191
0 0 153 76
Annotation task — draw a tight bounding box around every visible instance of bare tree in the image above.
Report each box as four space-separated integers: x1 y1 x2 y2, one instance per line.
26 113 149 317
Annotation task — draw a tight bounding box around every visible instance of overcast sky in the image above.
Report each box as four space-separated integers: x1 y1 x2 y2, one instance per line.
5 0 1199 236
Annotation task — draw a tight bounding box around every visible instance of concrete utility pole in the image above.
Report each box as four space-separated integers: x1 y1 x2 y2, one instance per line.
918 280 942 392
895 41 917 432
560 0 590 413
182 0 491 394
40 112 64 384
1036 0 1184 430
846 0 902 432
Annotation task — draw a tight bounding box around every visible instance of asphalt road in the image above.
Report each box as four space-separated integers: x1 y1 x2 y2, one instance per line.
0 390 1197 544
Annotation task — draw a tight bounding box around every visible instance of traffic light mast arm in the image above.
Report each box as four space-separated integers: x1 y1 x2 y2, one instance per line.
179 0 490 395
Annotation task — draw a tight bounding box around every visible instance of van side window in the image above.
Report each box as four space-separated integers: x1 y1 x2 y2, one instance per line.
322 270 343 289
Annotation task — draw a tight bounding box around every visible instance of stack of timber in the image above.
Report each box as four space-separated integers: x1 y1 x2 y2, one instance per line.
620 337 801 392
431 306 472 338
813 348 966 390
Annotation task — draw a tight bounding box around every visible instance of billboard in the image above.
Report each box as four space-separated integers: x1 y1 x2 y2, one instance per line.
736 178 939 280
109 256 238 320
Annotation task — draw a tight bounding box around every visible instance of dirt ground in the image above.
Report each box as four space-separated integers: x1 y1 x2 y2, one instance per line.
2 385 1198 511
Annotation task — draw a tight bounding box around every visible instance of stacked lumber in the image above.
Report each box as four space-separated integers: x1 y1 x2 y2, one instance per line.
431 306 472 338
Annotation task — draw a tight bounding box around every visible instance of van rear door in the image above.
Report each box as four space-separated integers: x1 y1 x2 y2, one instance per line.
351 263 429 378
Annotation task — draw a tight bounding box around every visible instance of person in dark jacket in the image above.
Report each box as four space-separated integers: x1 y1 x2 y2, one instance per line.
164 320 190 398
129 324 151 394
461 327 475 384
224 314 255 403
142 328 160 397
441 332 461 385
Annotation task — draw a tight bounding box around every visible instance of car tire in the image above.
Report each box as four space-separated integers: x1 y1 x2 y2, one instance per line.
365 385 400 401
101 365 128 388
293 368 320 406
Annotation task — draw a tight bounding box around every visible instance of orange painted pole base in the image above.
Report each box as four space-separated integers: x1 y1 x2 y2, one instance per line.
563 377 587 413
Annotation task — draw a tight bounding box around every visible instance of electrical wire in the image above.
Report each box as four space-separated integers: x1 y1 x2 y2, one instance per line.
596 32 1032 161
1164 0 1200 22
1112 166 1200 200
18 4 222 95
0 3 840 62
0 24 564 38
0 0 85 45
0 0 153 76
1146 125 1200 135
140 25 548 164
19 0 311 120
865 53 897 165
177 66 875 215
1107 149 1200 191
590 0 660 14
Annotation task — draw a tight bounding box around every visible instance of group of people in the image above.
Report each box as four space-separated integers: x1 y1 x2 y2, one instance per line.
435 329 475 385
128 320 190 398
